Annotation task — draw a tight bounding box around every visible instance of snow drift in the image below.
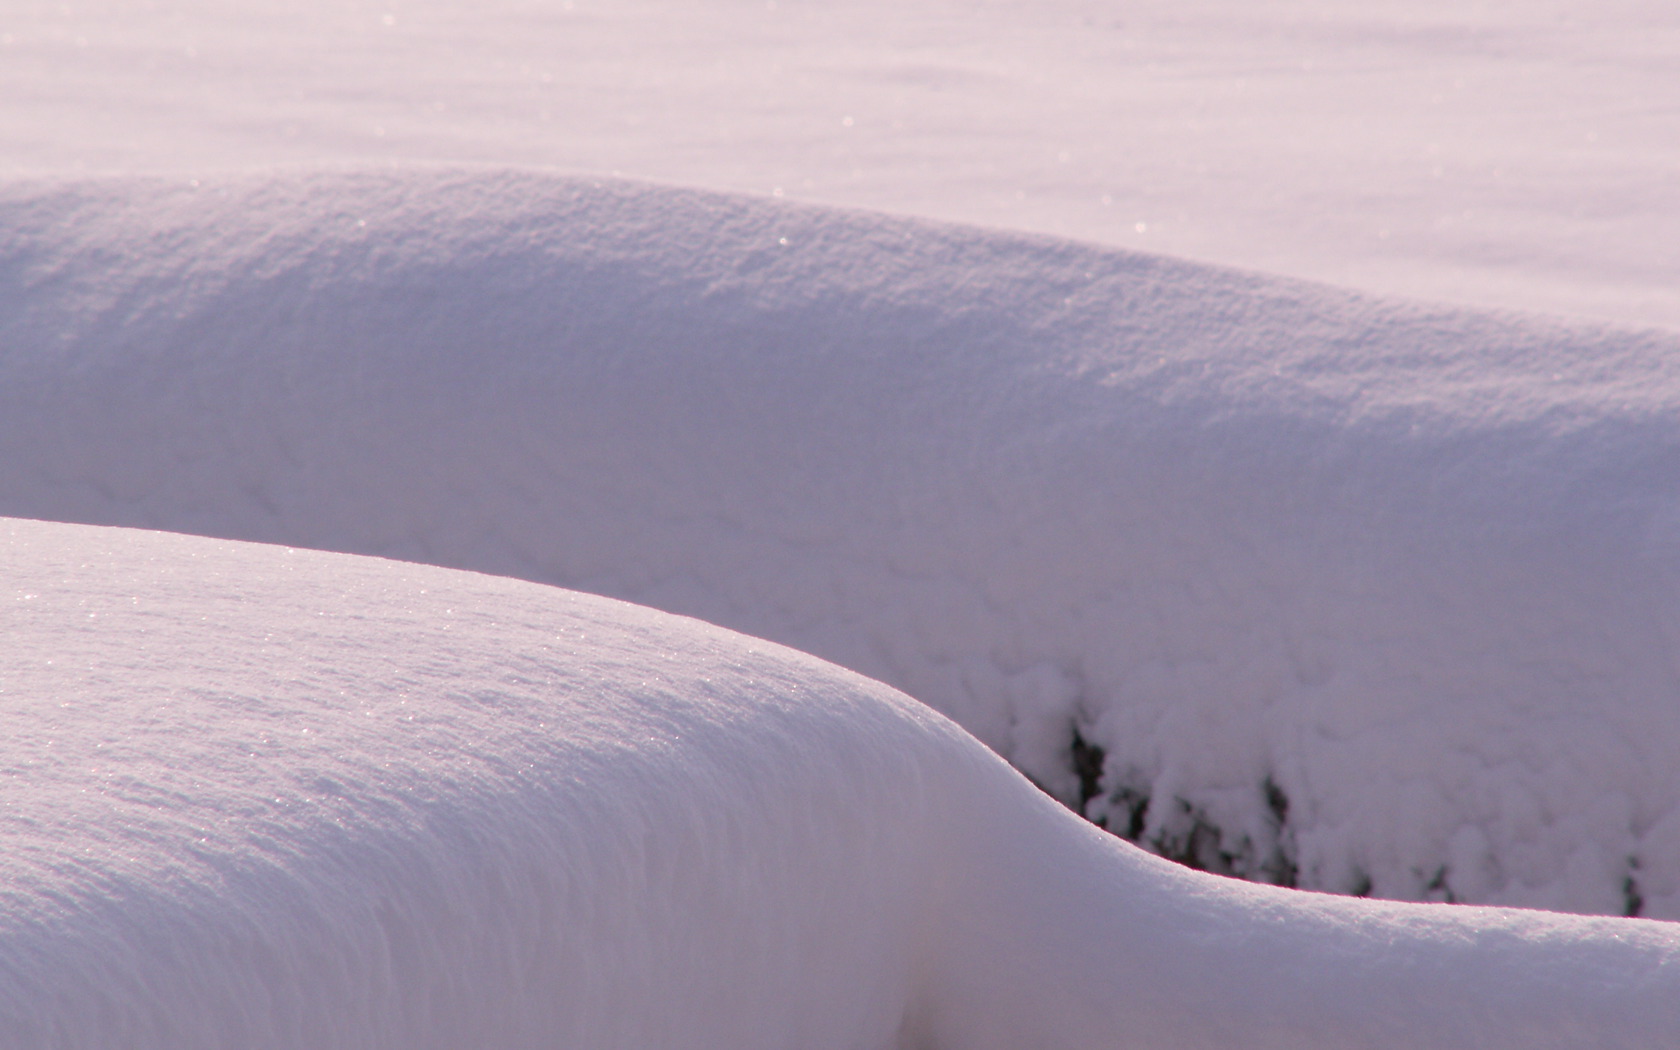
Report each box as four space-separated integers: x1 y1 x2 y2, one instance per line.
2 168 1680 917
2 518 1676 1050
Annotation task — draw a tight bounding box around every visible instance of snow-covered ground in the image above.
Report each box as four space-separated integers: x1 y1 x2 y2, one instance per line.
2 0 1679 1042
2 0 1676 330
5 168 1679 920
3 519 1676 1049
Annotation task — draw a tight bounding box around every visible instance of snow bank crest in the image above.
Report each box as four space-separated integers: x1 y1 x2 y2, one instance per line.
2 167 1680 916
1 519 1676 1049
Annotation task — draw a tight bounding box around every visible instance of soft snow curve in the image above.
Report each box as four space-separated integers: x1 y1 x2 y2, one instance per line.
2 169 1680 916
1 518 1676 1050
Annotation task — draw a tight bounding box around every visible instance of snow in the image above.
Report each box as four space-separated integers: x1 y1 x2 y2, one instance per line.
2 518 1676 1049
1 0 1678 1041
3 168 1679 921
1 0 1676 330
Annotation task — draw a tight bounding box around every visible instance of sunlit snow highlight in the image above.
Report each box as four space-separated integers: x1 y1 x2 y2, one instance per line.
1 519 1675 1049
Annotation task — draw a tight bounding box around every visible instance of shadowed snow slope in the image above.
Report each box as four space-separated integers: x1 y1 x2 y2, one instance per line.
2 168 1680 917
1 518 1677 1050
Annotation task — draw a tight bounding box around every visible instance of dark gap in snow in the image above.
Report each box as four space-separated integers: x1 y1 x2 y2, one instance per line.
1264 776 1289 827
1259 775 1299 889
1070 731 1299 888
1069 726 1106 816
1148 798 1240 877
1421 865 1459 905
1623 857 1644 919
1110 786 1151 842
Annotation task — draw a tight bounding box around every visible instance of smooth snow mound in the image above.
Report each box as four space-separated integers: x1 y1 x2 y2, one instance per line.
5 0 1678 330
3 168 1680 917
2 518 1676 1050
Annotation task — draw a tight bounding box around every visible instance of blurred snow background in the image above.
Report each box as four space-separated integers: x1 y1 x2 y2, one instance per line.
2 0 1676 329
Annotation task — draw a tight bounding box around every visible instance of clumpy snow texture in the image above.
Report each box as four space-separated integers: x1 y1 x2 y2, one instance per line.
1 518 1677 1050
3 169 1680 920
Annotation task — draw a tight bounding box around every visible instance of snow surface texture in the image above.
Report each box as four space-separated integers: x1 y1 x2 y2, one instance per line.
3 169 1680 919
3 0 1677 331
3 518 1677 1050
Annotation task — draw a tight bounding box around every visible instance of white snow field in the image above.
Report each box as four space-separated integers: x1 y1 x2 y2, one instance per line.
2 518 1677 1050
3 0 1680 1039
2 0 1677 331
3 169 1680 923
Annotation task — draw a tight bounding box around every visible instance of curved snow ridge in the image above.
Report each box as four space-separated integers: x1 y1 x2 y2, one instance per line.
2 167 1679 917
2 518 1676 1050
